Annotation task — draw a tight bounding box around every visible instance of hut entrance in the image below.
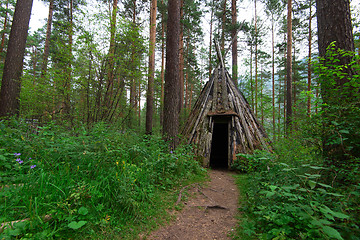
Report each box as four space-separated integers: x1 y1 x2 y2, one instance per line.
210 121 229 169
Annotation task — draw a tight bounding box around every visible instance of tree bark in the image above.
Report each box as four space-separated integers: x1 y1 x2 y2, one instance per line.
271 15 275 139
209 0 214 79
146 0 157 134
307 0 312 116
129 0 138 128
316 0 354 104
293 45 296 122
105 0 118 109
221 0 227 52
160 0 165 125
250 45 254 111
0 0 33 117
285 0 292 133
254 0 258 117
316 0 354 58
163 0 180 149
231 0 237 85
179 0 184 112
138 79 141 127
260 65 264 126
41 0 54 78
63 0 73 120
315 0 356 164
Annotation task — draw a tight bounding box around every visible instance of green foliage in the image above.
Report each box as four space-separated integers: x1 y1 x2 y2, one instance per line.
231 150 274 173
313 43 360 180
0 119 205 239
233 148 360 240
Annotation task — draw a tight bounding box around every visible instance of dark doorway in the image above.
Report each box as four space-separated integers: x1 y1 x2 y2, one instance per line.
210 122 228 168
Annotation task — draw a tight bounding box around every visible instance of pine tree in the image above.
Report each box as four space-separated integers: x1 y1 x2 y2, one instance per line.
0 0 33 117
315 0 357 164
285 0 292 133
40 0 54 78
163 0 180 148
146 0 157 134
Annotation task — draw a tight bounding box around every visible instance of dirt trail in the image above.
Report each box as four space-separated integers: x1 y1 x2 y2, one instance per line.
145 170 239 240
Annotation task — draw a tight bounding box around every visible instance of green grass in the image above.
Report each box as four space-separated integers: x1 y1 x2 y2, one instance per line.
0 119 206 239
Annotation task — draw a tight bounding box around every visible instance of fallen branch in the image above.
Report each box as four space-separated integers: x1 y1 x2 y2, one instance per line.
206 205 228 210
192 205 228 210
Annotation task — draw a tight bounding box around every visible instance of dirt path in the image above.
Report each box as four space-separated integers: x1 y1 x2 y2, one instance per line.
145 170 239 240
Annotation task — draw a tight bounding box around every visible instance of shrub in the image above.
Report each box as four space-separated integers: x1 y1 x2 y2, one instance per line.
235 152 360 240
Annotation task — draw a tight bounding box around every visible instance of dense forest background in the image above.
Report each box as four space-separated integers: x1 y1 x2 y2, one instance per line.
0 0 357 135
0 0 359 239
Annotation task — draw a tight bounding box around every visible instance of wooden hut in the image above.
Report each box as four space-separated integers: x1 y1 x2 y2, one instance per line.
182 43 271 168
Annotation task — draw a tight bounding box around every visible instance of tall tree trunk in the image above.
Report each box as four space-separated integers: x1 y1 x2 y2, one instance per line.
32 46 37 79
283 33 286 133
0 0 33 117
63 0 73 120
105 0 118 109
185 38 190 110
307 0 312 116
254 0 258 117
163 0 180 149
221 0 227 52
315 82 319 114
146 0 157 134
316 0 355 104
138 79 141 127
160 0 165 125
209 0 214 79
293 45 296 121
41 0 54 78
278 67 281 137
0 0 9 61
189 82 193 110
185 64 189 109
315 0 356 164
250 45 254 111
260 66 264 126
185 36 192 113
179 0 184 113
271 15 275 139
316 0 354 57
86 50 92 124
231 0 237 85
129 0 137 128
286 0 292 133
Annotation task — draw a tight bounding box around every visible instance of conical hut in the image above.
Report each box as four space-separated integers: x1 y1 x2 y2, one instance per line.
182 43 271 168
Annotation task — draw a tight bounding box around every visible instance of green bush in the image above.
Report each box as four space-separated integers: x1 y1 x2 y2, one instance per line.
231 150 274 173
234 152 360 240
313 43 360 171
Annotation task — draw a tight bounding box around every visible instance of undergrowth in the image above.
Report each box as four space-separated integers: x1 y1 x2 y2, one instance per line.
232 138 360 240
0 118 206 239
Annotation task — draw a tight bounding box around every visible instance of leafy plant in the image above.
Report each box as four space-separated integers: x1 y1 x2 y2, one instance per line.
231 150 273 173
313 43 360 176
233 149 360 240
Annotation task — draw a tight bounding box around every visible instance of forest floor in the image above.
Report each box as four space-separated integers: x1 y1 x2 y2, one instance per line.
143 170 239 240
